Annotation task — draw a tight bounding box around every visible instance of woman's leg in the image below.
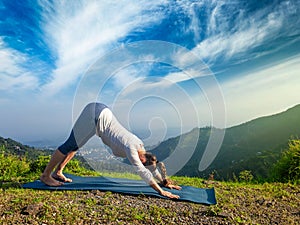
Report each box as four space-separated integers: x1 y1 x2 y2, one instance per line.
40 103 104 186
52 151 77 182
40 149 66 186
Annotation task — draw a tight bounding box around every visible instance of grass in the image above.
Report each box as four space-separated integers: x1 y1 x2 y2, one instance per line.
1 176 299 224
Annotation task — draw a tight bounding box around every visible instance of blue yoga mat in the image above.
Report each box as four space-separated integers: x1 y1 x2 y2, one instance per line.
22 174 216 205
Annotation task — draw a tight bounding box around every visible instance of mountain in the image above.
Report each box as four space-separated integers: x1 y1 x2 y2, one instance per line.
151 104 300 180
0 136 93 170
0 136 53 159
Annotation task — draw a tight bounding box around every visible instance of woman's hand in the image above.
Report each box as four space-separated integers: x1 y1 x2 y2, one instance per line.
165 183 182 190
162 178 182 190
160 190 180 199
150 179 180 199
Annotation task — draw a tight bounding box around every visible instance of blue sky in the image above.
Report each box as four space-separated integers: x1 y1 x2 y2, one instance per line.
0 0 300 146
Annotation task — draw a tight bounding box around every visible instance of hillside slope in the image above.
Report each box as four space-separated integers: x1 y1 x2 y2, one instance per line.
0 136 93 170
152 104 300 179
212 104 300 179
0 136 52 159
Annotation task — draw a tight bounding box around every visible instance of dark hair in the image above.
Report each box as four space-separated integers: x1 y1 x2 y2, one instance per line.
143 152 157 167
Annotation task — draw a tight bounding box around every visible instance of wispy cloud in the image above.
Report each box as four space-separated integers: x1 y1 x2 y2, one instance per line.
188 0 299 65
39 0 167 95
111 62 155 90
111 75 204 134
0 38 39 91
109 54 300 131
106 44 214 99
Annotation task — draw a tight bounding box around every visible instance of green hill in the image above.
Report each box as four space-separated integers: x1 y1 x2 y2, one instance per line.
0 136 93 171
152 104 300 180
0 136 52 159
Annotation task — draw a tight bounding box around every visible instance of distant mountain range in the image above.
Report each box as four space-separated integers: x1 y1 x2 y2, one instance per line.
151 104 300 180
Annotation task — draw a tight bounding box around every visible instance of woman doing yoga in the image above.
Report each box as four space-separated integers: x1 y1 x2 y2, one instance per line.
40 102 181 199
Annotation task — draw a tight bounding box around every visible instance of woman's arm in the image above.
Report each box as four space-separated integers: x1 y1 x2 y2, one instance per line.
152 168 182 190
149 178 180 199
126 150 179 198
152 168 163 182
153 162 182 191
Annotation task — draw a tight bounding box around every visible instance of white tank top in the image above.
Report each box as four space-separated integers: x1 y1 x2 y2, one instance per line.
96 108 153 184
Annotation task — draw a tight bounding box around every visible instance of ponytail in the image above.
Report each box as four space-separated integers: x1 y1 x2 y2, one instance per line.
157 161 173 186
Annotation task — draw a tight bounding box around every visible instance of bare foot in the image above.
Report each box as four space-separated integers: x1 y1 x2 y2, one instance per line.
52 173 72 183
40 174 63 186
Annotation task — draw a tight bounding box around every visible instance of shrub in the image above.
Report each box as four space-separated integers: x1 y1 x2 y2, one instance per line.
238 170 253 183
29 155 51 174
29 154 94 176
272 139 300 183
0 147 30 182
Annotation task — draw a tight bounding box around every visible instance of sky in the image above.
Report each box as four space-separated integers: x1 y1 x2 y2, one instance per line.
0 0 300 147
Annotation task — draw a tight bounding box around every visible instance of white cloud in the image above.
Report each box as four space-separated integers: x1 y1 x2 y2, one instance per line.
164 71 190 83
189 0 293 64
111 78 203 138
0 39 39 91
39 0 167 95
222 55 300 127
111 61 155 89
116 55 300 133
164 66 212 83
105 44 215 105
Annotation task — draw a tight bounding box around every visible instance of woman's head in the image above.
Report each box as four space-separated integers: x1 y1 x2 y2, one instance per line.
139 151 174 186
140 152 169 182
140 152 157 172
143 152 157 166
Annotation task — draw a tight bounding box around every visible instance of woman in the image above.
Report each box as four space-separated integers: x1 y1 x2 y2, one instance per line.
40 102 181 199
